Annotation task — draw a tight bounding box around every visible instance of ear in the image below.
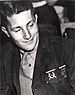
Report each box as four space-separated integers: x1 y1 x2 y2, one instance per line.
1 26 10 37
35 14 38 23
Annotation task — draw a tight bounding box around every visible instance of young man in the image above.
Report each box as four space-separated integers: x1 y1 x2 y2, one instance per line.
0 1 75 95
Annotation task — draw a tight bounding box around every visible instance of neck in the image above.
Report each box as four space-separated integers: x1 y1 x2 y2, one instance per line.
32 0 47 8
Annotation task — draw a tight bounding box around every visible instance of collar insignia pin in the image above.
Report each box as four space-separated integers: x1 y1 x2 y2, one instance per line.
46 69 57 80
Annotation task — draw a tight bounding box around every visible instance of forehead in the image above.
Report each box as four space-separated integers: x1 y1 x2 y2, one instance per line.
7 9 33 28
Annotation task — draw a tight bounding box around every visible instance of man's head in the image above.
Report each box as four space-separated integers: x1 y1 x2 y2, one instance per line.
1 1 39 51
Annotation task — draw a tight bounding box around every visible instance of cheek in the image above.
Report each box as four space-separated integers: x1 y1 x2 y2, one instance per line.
29 26 38 35
8 28 22 40
10 32 22 41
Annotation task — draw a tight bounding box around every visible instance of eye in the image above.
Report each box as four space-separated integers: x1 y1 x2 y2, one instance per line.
27 20 35 28
11 27 21 32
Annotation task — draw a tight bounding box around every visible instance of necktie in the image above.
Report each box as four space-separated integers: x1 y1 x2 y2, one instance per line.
20 53 33 95
20 53 31 79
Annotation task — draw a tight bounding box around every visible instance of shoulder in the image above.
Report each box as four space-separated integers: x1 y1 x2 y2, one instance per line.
1 35 20 58
47 36 73 59
46 36 75 68
39 26 73 52
48 36 72 49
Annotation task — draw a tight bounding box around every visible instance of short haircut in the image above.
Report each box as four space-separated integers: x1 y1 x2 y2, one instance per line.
0 1 35 29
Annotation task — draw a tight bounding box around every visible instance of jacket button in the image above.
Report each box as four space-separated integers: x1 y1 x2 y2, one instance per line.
34 89 37 91
59 79 62 83
33 88 37 92
42 45 46 50
46 81 49 84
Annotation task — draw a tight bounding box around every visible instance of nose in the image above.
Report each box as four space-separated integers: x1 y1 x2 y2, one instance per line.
22 27 31 40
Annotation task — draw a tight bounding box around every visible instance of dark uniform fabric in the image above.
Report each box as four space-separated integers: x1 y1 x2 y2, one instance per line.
63 28 75 50
0 26 75 95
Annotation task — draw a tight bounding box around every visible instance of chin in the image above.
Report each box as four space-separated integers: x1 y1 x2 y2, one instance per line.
21 44 36 52
17 36 38 51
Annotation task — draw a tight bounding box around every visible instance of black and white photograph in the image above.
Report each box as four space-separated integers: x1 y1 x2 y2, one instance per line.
0 0 75 95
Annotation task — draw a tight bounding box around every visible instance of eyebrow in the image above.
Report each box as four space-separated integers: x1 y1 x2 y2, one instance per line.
11 26 21 31
27 19 35 26
11 19 35 30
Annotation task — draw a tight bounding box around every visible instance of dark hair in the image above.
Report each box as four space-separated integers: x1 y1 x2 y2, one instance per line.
0 1 35 29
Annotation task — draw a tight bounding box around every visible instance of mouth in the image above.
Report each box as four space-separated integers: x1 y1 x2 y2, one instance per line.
22 35 34 43
21 32 38 43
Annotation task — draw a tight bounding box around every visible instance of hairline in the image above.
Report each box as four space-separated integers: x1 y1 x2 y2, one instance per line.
7 9 35 29
1 1 35 31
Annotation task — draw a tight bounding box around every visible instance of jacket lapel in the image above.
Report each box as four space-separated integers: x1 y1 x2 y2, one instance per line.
32 31 49 89
11 48 21 95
